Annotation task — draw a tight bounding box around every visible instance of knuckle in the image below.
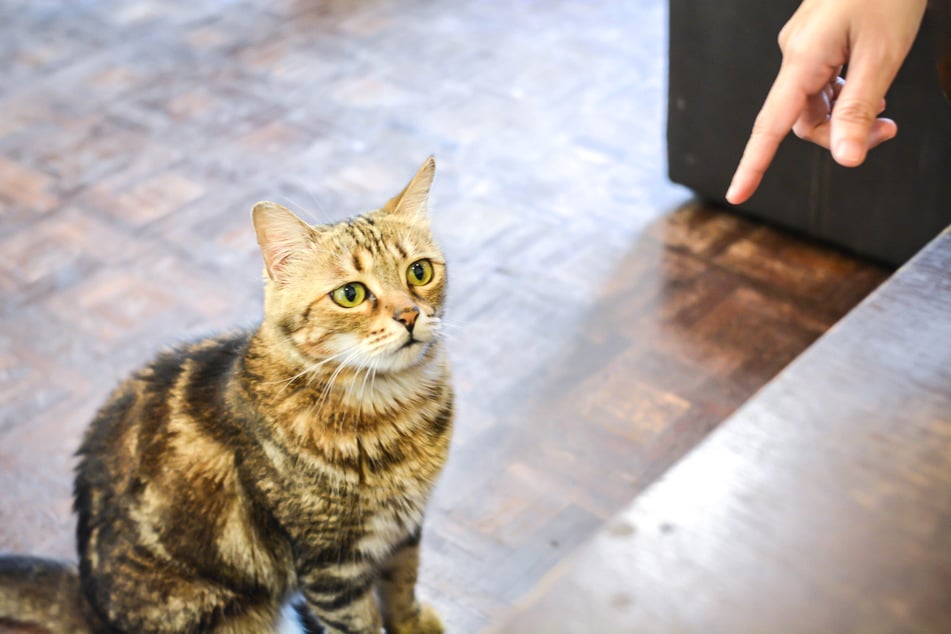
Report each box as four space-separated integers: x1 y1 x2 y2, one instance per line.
777 24 791 50
833 100 877 125
778 28 814 61
791 121 809 139
791 122 828 148
791 119 818 141
749 120 780 144
779 35 803 58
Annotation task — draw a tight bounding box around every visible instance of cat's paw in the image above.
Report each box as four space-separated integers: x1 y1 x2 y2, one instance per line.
385 603 444 634
414 604 444 634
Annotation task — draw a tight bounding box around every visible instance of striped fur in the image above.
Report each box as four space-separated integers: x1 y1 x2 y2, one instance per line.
0 158 452 634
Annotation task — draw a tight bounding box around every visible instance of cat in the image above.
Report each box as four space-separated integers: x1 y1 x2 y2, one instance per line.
0 157 453 634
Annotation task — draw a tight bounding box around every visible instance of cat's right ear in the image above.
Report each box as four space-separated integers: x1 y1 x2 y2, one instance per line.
251 201 314 284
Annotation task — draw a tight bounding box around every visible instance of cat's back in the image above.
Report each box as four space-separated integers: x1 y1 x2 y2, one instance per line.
72 332 297 631
75 334 257 551
74 331 255 526
75 331 250 484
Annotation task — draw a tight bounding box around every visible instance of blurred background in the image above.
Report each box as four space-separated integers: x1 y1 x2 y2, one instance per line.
0 0 896 631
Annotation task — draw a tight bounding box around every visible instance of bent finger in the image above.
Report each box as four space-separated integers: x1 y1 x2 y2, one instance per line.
792 90 833 142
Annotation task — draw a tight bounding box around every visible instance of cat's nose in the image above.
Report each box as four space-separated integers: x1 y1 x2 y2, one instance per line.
394 305 420 332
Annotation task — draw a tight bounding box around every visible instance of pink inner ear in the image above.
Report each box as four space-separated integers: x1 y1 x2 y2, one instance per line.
252 202 314 284
264 240 293 280
263 226 312 283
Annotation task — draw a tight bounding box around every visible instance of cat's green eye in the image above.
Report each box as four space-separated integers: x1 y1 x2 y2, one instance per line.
331 282 367 308
407 259 434 287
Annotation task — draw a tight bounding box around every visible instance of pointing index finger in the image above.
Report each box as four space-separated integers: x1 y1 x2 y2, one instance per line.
726 63 812 204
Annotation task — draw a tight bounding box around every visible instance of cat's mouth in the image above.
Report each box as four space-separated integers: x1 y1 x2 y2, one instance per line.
400 335 421 350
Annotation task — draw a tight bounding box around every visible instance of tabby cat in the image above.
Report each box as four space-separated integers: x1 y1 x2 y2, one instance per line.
0 158 453 634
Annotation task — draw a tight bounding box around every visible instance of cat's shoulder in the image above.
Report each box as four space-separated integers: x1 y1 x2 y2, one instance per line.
135 329 253 381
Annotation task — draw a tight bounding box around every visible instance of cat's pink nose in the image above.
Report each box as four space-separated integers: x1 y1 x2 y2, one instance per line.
394 305 420 332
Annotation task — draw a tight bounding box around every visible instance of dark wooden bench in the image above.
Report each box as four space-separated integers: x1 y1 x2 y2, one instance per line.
496 226 951 633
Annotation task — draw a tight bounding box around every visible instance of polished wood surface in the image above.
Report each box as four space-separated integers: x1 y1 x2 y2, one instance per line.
0 0 890 630
499 227 951 634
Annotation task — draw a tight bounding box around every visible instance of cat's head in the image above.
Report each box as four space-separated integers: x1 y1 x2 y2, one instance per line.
251 157 447 374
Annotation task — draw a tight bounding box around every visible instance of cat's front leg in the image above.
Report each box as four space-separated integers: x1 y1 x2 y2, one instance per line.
378 533 444 634
300 573 382 634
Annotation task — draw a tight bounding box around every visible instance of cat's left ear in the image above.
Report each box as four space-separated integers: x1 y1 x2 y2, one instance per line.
251 201 315 284
381 156 435 219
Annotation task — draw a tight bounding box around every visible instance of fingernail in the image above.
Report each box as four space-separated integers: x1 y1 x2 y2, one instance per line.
725 183 736 202
834 139 863 165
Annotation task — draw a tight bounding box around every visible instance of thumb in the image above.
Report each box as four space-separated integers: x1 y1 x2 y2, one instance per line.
829 51 901 166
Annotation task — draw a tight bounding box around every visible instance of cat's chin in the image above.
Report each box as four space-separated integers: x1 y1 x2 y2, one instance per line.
375 339 433 374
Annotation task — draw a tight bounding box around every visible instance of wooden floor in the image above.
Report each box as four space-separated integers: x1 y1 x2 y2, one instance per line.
0 1 889 631
499 227 951 634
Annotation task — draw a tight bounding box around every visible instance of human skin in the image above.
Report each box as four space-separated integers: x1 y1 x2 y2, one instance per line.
726 0 928 205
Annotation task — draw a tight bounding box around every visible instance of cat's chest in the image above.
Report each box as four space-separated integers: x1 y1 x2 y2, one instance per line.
272 467 428 566
272 396 448 496
256 434 433 534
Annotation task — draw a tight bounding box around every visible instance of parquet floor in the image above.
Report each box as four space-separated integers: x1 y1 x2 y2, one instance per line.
0 1 890 631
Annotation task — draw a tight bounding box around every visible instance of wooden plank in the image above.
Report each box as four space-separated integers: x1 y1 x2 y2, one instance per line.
498 227 951 633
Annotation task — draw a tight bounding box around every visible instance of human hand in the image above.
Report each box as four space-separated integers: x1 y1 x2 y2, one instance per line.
726 0 927 205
